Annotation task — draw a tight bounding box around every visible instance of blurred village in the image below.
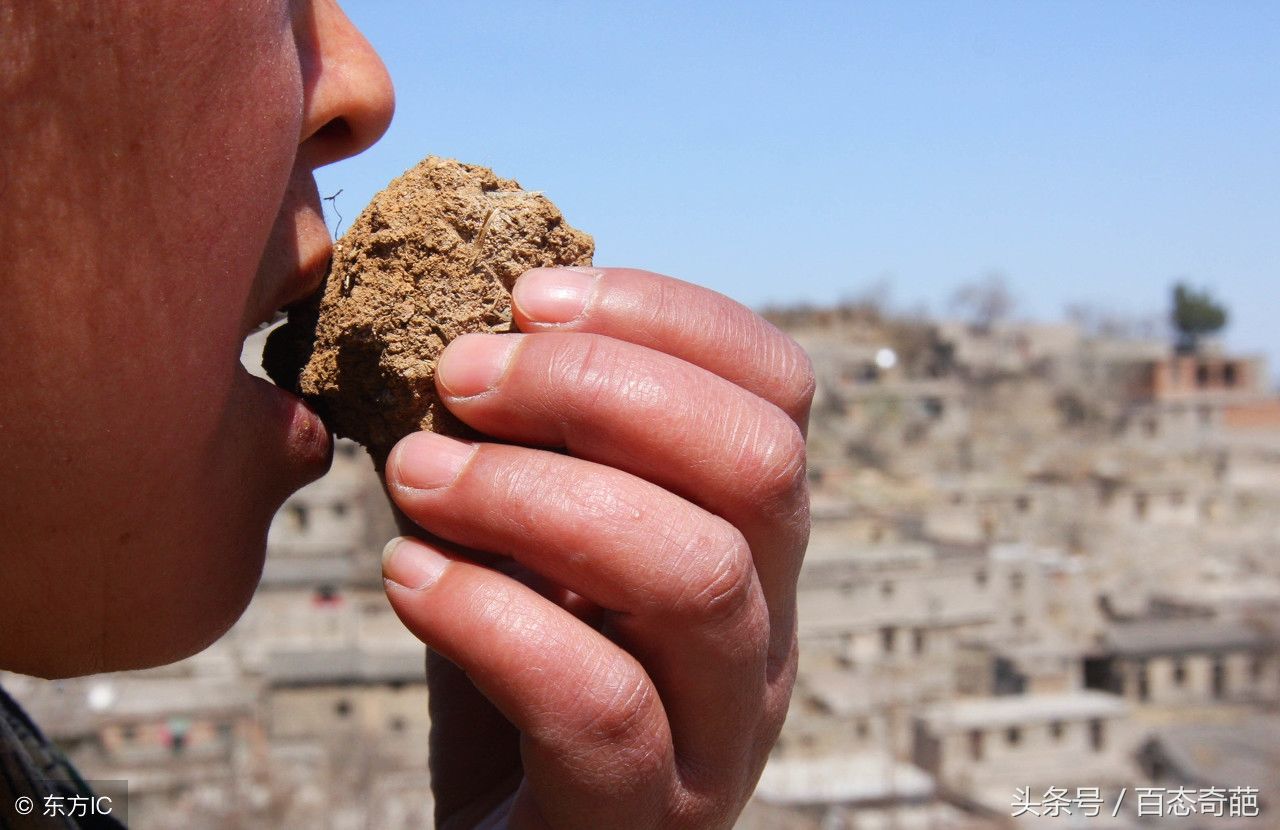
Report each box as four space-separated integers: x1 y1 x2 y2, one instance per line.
4 280 1278 828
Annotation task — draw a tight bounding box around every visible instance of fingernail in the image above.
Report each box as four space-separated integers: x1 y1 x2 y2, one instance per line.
436 333 520 398
390 431 476 490
512 267 603 324
382 537 449 589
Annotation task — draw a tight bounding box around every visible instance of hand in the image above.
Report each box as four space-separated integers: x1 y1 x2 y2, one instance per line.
380 267 813 829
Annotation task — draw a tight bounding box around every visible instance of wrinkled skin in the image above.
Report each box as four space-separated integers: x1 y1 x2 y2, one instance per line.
383 266 814 828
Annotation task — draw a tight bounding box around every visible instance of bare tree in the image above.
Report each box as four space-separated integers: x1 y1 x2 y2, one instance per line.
949 272 1014 332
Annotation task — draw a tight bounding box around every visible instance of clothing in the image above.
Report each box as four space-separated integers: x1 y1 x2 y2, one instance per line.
0 685 125 830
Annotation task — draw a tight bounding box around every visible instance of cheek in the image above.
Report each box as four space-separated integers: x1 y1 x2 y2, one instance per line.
100 9 307 472
0 3 310 674
154 26 305 352
8 5 306 445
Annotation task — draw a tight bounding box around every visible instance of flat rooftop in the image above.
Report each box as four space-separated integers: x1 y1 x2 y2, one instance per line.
755 751 934 805
918 690 1126 729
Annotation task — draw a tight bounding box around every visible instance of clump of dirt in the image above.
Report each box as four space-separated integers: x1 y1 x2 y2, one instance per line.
263 156 594 467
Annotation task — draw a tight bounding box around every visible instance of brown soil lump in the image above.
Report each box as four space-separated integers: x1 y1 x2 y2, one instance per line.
263 156 594 466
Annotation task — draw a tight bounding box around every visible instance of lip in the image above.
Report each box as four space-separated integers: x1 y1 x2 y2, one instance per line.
246 368 333 475
247 248 332 335
238 240 335 475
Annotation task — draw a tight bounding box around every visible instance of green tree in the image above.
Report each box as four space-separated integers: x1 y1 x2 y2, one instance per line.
1171 282 1227 353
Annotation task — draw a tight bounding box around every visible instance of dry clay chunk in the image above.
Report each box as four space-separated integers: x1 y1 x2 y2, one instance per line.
263 156 594 466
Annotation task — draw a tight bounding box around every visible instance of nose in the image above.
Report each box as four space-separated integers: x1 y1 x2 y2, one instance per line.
296 0 396 169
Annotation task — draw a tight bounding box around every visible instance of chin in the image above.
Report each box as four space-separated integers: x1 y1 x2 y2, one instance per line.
99 369 337 673
102 483 280 676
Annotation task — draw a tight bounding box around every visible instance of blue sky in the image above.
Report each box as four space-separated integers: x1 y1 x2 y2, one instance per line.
319 1 1278 377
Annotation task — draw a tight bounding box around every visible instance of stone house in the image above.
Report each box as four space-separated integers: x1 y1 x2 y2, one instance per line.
912 691 1132 815
1083 618 1279 708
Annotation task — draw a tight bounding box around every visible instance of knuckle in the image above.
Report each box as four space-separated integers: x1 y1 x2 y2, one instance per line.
667 525 758 628
543 333 658 414
547 660 672 790
571 668 658 751
757 324 816 421
783 342 817 416
737 415 809 516
490 451 564 534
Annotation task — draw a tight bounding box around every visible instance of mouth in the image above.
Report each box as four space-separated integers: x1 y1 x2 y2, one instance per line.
246 252 333 338
237 250 334 472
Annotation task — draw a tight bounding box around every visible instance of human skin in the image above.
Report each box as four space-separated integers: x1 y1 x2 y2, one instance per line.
0 1 394 675
382 267 814 829
0 2 813 828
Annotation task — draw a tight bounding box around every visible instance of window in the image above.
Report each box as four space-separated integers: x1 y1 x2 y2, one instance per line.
389 716 407 734
975 569 988 587
1224 363 1238 387
1006 726 1022 746
1196 364 1211 387
912 628 926 655
1049 721 1064 740
1089 719 1105 751
969 729 984 761
1172 659 1187 687
881 581 895 599
1212 658 1227 699
1249 655 1265 683
334 699 352 718
880 626 896 654
287 504 309 531
856 719 869 739
121 724 137 742
1015 495 1031 514
1009 571 1025 592
167 719 190 755
333 501 348 518
807 695 834 717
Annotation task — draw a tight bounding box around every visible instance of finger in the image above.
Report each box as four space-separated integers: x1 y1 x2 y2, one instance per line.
389 509 603 825
511 266 816 434
381 535 679 830
386 433 770 780
435 331 808 674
